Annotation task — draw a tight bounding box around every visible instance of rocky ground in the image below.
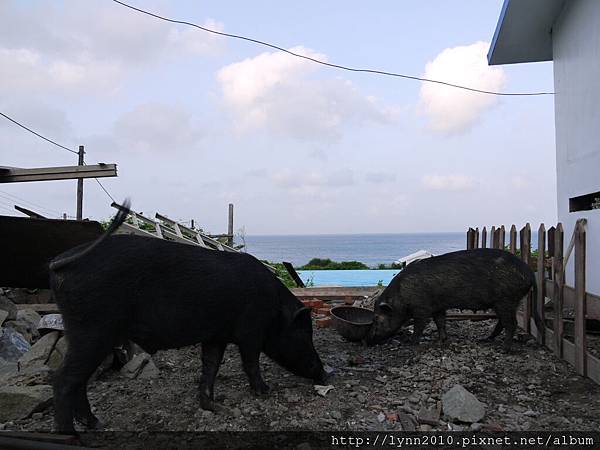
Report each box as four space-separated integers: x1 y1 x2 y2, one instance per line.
7 318 600 436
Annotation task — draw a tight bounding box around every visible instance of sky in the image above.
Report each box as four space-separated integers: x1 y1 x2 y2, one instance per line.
0 0 557 235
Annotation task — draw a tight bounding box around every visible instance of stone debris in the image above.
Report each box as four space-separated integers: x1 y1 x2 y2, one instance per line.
0 384 53 422
7 308 600 438
0 327 31 361
17 331 60 370
314 385 334 397
442 384 486 423
121 352 159 379
418 404 441 426
0 295 18 322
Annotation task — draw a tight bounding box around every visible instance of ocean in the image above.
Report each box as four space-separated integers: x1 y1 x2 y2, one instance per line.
243 232 465 267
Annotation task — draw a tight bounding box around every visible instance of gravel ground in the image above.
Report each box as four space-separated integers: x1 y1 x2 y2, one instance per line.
12 317 600 439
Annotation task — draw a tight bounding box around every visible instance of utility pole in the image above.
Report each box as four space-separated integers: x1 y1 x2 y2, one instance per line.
76 145 85 220
228 203 234 247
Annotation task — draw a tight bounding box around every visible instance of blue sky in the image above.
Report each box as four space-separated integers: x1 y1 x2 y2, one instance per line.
0 0 557 235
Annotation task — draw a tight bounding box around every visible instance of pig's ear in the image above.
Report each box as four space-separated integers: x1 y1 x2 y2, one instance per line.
379 302 394 314
291 306 311 323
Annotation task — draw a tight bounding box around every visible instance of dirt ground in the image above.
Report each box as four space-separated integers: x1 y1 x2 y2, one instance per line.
12 316 600 443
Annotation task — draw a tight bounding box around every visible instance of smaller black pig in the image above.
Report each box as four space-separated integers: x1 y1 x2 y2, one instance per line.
49 201 329 434
365 249 538 351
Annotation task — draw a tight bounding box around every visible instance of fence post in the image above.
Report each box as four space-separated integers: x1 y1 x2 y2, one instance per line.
499 225 506 250
536 224 546 344
553 223 564 358
547 226 556 280
490 226 496 249
481 227 487 249
76 145 85 220
475 227 480 249
574 220 587 376
467 228 475 250
509 225 517 254
520 224 532 334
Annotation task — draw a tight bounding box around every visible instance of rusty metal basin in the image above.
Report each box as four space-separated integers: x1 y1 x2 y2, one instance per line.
330 306 374 342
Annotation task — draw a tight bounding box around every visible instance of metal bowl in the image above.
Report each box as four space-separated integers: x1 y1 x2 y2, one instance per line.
330 306 374 342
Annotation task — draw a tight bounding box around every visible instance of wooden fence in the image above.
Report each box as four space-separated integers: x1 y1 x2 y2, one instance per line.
467 220 600 384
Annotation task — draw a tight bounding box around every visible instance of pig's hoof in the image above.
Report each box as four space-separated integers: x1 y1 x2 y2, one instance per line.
199 396 216 411
75 416 104 430
252 381 271 396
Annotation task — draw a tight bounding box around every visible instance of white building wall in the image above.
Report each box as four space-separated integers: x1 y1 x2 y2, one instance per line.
552 0 600 294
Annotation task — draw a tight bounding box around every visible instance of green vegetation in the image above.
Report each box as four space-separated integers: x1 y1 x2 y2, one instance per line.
298 258 369 270
262 261 298 289
503 246 546 272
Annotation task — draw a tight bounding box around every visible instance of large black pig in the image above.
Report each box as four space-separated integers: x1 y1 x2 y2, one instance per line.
48 202 328 434
365 249 538 351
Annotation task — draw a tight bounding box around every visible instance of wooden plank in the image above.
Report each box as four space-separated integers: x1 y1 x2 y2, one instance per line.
282 262 305 288
114 222 160 239
554 223 565 357
474 227 480 249
14 205 47 219
536 224 546 344
0 431 82 446
588 352 600 386
544 280 600 320
17 303 59 313
574 221 587 376
490 226 496 249
521 223 532 334
0 164 117 183
466 228 475 250
292 286 380 300
509 225 517 254
499 225 506 249
481 227 487 249
547 226 556 257
446 313 497 321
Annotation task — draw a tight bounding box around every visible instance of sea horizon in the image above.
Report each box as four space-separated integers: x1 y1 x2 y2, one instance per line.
242 232 466 267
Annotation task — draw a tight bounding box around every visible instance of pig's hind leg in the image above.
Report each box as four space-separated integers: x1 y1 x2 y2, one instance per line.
495 307 518 352
238 341 270 396
74 385 102 429
53 330 114 434
479 320 503 343
432 312 448 343
199 342 227 411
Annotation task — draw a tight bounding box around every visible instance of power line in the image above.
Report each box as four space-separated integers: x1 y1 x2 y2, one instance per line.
112 0 554 97
0 111 78 154
93 176 117 203
1 110 118 204
0 190 63 217
0 204 17 215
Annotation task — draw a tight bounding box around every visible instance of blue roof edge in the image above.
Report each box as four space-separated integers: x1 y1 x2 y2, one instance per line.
487 0 511 65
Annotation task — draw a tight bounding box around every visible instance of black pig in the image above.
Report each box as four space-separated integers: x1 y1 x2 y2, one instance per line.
49 202 328 434
365 249 538 351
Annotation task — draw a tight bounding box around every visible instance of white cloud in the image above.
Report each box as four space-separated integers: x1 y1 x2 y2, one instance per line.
217 46 395 141
419 41 506 133
422 174 476 191
114 103 203 153
0 1 224 96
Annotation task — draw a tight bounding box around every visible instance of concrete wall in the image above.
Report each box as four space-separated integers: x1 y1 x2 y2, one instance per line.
553 0 600 294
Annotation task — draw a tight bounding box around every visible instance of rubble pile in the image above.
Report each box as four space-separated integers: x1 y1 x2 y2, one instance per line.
4 309 598 433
